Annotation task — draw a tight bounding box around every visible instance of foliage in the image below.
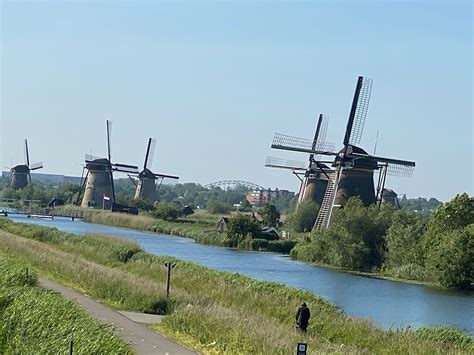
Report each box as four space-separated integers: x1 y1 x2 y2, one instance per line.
238 199 253 212
259 203 280 227
206 199 231 214
421 193 474 289
292 198 394 270
426 226 473 289
226 214 261 245
267 240 297 254
286 200 319 232
152 201 182 221
383 210 427 270
399 195 443 216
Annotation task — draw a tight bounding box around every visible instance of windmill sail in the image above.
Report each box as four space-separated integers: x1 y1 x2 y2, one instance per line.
265 156 307 171
144 138 157 170
24 139 30 166
343 76 373 146
272 133 336 155
29 162 43 170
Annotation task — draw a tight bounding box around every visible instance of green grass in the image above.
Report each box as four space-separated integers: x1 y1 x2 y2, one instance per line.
0 254 130 354
0 219 472 354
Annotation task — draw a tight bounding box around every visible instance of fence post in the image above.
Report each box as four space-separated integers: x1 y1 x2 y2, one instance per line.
69 333 74 355
165 262 176 298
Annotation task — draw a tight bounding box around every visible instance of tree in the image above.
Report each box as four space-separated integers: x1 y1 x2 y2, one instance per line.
384 210 427 269
152 202 182 221
227 214 260 240
238 199 253 212
260 203 280 228
286 200 319 232
421 193 474 289
428 226 473 289
207 199 231 214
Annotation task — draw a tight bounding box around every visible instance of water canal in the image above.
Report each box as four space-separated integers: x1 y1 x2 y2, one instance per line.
7 214 474 335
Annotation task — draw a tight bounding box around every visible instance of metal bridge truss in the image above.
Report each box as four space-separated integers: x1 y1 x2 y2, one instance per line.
204 180 265 191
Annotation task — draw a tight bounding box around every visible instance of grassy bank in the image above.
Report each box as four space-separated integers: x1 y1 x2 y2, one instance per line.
0 254 130 354
57 206 296 253
0 219 472 354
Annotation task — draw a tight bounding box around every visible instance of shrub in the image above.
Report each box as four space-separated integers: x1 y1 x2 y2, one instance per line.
206 199 231 214
153 202 182 221
267 240 296 254
286 200 319 232
259 203 280 228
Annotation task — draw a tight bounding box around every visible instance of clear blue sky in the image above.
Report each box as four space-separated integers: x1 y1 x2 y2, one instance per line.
1 1 472 201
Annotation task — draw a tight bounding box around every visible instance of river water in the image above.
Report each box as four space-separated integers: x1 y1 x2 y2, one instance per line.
6 214 474 335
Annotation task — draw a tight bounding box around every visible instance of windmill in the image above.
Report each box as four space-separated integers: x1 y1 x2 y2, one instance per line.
78 120 138 209
265 114 335 207
270 76 415 230
131 138 179 202
9 139 43 190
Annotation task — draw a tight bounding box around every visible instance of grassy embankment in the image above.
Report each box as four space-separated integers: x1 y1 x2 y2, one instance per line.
0 253 130 354
56 205 297 253
0 218 472 354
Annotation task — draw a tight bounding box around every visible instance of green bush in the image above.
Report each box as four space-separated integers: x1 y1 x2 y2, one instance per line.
152 201 182 221
250 238 269 250
267 240 296 254
286 200 319 232
206 199 231 214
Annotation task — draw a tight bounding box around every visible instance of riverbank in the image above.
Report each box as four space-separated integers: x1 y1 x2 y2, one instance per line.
52 206 464 290
0 218 472 353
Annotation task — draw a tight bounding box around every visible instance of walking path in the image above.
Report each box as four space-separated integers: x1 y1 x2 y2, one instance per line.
39 277 197 355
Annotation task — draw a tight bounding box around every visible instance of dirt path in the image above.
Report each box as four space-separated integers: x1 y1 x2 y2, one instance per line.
39 277 197 355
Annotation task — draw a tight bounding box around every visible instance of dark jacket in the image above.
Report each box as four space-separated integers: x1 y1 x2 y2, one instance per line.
296 304 311 329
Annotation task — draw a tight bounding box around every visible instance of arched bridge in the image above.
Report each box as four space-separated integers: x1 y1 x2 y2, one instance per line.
205 180 265 191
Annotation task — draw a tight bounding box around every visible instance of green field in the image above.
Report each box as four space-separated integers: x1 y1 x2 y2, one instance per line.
0 218 472 354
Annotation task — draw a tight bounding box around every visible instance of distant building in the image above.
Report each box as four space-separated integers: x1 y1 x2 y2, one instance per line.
246 188 291 206
1 171 82 185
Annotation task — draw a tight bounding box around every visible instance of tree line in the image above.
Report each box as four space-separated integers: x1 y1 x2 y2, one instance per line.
290 193 473 290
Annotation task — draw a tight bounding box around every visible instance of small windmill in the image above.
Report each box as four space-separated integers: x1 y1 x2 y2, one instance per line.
9 139 43 190
265 114 335 207
78 120 138 209
131 138 179 202
271 76 415 230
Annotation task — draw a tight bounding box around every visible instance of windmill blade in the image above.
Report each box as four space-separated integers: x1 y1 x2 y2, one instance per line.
348 152 415 177
311 114 330 162
29 162 43 170
127 174 138 187
144 138 157 170
265 156 307 171
113 166 140 174
385 164 415 178
113 162 139 169
343 76 373 146
271 133 337 155
24 139 30 166
153 173 179 180
106 120 113 162
350 152 415 168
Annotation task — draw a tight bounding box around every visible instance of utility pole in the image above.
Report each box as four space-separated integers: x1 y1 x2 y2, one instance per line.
164 262 176 298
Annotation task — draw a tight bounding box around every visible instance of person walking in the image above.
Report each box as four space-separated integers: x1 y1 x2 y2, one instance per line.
295 302 311 333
